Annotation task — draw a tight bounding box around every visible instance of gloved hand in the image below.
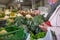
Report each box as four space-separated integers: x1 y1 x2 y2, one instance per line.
39 21 51 31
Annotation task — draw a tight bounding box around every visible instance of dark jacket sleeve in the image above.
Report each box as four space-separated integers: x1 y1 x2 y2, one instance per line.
46 0 60 20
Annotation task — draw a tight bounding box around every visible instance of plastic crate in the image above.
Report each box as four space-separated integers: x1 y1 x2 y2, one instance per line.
0 20 6 27
0 27 27 40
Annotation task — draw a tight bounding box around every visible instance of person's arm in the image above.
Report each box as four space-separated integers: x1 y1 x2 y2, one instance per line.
46 0 60 20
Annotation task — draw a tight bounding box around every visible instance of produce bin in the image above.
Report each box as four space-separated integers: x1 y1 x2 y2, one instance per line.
0 27 27 40
26 27 53 40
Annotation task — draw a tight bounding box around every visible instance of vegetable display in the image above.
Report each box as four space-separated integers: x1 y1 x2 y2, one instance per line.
13 14 46 39
0 10 46 40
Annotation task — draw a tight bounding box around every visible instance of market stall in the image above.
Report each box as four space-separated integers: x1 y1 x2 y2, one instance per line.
0 0 59 40
0 8 48 40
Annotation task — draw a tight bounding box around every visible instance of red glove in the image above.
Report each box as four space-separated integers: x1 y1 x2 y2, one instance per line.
45 21 51 26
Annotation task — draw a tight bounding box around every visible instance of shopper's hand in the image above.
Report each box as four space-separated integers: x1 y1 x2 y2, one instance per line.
39 22 49 31
39 21 51 31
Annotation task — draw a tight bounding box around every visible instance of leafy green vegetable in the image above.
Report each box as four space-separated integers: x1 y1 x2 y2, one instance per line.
14 16 25 26
36 32 46 38
30 32 46 39
33 15 45 25
14 27 26 40
5 25 17 32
